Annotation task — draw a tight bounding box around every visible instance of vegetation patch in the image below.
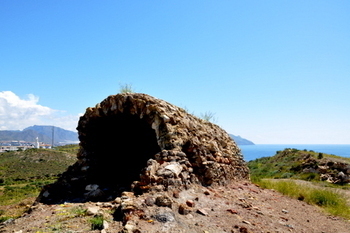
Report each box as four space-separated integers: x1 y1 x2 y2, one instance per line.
248 148 350 185
70 206 88 217
90 215 104 230
0 146 77 221
255 179 350 219
249 148 350 219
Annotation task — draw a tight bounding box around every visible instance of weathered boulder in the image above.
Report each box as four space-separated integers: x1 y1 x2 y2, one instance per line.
37 93 249 203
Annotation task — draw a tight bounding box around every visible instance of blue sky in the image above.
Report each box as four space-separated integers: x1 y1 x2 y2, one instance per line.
1 1 349 144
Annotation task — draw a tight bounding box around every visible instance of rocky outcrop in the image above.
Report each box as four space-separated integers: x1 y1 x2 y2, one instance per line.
37 93 249 204
300 156 350 184
317 160 350 184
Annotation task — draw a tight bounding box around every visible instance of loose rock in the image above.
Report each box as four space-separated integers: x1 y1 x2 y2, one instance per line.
197 208 209 216
179 204 192 215
155 195 172 208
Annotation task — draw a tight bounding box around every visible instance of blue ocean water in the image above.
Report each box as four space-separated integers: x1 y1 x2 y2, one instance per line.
239 144 350 162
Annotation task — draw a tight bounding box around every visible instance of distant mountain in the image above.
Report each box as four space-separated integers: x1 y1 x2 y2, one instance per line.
0 125 79 145
229 134 254 145
0 129 44 143
1 125 253 146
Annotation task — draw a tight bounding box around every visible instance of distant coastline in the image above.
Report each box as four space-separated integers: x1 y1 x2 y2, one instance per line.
229 134 254 145
240 144 350 162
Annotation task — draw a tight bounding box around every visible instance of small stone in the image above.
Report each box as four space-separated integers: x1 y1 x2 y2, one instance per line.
256 211 264 215
226 209 238 214
122 191 135 198
81 166 89 171
121 200 136 211
204 190 210 195
87 206 100 215
239 226 249 233
165 163 183 176
145 197 155 206
176 151 186 157
103 220 109 229
101 202 113 208
42 191 50 198
179 204 192 215
155 195 172 208
282 209 289 214
196 208 209 216
113 197 122 204
242 220 251 225
155 212 175 223
124 222 136 232
173 189 180 198
85 184 99 191
186 200 195 207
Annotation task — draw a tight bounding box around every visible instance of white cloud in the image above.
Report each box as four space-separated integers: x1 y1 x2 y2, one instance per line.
0 91 79 131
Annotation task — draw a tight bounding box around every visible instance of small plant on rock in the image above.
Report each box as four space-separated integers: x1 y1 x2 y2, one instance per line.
200 111 217 123
119 83 134 93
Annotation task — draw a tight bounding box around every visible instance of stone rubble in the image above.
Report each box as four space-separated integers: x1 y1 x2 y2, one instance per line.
37 93 249 204
302 155 350 184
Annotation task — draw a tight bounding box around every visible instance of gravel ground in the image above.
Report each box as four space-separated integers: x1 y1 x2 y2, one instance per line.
1 181 350 233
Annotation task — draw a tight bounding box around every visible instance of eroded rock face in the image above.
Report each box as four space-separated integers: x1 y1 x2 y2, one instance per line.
38 93 249 203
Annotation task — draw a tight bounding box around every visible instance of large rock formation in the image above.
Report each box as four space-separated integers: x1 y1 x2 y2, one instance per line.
38 93 249 204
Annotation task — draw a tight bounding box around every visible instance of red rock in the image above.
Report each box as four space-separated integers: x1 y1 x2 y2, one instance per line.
186 200 195 207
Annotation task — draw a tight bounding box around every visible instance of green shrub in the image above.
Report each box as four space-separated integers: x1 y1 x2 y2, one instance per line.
318 153 323 159
307 189 344 207
0 216 11 223
71 206 88 217
90 215 104 230
281 172 294 178
297 172 320 181
119 83 134 93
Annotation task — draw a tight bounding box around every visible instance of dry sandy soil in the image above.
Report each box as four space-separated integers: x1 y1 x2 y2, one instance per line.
1 181 350 233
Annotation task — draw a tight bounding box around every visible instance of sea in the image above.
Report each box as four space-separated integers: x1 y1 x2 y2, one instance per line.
239 144 350 162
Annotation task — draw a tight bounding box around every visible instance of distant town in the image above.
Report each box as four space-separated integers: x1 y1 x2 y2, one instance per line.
0 138 52 153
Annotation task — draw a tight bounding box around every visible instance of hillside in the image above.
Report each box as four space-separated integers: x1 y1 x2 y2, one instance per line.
229 134 254 145
0 147 77 220
2 148 350 232
0 125 78 146
0 148 77 183
248 148 350 184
